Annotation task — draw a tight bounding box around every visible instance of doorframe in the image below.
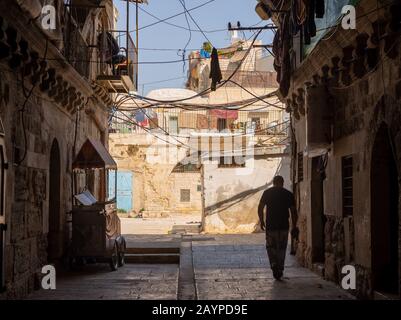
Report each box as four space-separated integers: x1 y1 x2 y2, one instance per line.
48 138 62 262
310 155 326 264
0 128 8 292
370 123 400 295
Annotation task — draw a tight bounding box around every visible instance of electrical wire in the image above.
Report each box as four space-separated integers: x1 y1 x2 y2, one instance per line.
139 6 228 34
177 0 213 46
130 29 265 104
131 0 218 32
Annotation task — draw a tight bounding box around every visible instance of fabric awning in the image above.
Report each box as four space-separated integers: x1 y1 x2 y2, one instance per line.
73 138 117 169
209 109 239 120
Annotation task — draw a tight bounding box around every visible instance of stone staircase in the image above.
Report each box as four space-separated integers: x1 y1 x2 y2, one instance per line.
124 245 180 264
170 223 201 235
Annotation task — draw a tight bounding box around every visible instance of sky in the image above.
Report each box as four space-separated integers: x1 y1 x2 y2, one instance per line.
114 0 273 95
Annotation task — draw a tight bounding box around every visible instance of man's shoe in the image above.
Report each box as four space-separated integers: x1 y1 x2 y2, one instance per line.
272 268 282 280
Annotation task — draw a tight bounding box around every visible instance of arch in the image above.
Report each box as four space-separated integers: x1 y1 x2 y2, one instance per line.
371 122 399 294
47 139 61 262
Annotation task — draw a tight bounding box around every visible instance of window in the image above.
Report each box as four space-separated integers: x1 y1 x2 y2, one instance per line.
180 189 190 202
169 116 179 134
172 162 200 173
197 185 202 192
172 153 201 173
342 156 353 216
297 152 304 182
218 156 246 168
217 118 227 132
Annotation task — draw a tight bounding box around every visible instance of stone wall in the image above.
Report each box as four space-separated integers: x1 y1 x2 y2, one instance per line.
109 133 202 218
291 19 401 298
0 69 107 299
203 156 291 233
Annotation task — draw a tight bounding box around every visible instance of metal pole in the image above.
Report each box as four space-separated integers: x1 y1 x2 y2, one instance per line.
136 0 139 91
126 0 129 78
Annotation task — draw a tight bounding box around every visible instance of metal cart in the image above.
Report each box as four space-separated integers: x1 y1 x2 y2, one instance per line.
70 139 125 271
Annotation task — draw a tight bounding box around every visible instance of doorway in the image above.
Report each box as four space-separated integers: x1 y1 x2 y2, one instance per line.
0 131 7 291
47 139 61 262
311 156 326 263
169 116 178 134
371 123 399 294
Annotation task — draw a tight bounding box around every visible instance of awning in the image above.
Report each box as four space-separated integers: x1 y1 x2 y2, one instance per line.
209 109 238 120
73 138 117 169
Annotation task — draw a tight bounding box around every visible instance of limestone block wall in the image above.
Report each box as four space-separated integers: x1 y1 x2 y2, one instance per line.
0 69 107 299
203 156 291 233
109 134 203 218
291 36 401 298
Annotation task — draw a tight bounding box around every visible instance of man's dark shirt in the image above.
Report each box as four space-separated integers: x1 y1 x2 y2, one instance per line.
258 187 295 231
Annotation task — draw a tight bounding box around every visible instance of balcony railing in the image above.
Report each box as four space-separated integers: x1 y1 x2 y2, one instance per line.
96 30 138 93
63 7 90 79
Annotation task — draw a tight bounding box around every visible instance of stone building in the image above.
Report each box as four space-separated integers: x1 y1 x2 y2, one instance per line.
255 0 401 298
110 50 290 233
0 0 132 298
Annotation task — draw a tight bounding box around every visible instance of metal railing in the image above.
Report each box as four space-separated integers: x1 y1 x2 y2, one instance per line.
63 7 90 78
97 30 138 90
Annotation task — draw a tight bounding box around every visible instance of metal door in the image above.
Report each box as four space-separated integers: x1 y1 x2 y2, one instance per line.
109 171 133 213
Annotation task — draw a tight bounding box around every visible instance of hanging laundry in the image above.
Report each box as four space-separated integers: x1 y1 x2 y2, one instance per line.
315 0 325 19
209 47 222 91
196 114 209 129
178 112 197 129
307 0 317 38
209 109 238 120
291 0 307 35
200 49 211 59
148 116 159 129
134 110 146 123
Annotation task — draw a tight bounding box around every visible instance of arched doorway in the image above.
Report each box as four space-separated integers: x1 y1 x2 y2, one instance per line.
47 139 61 262
371 123 399 294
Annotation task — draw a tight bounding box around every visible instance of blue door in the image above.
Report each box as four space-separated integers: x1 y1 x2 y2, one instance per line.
109 171 133 212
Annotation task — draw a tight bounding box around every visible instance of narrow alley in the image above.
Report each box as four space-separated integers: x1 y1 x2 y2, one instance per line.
29 234 351 300
0 0 400 306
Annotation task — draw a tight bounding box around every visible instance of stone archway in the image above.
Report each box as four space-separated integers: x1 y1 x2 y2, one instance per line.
371 123 399 294
47 139 61 262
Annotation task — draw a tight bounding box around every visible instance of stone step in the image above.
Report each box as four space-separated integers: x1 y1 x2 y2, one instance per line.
125 247 180 254
124 253 180 264
170 224 201 234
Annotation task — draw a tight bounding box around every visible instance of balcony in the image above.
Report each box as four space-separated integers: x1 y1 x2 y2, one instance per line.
96 31 138 93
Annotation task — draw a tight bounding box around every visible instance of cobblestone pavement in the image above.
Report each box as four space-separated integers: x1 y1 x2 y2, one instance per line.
28 234 353 300
192 234 353 300
28 264 178 300
120 215 201 235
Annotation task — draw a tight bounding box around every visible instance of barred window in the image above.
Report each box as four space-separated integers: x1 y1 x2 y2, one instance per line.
297 152 304 182
180 189 190 202
342 156 353 216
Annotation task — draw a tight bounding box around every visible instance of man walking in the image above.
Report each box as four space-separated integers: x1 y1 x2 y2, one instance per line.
258 176 298 280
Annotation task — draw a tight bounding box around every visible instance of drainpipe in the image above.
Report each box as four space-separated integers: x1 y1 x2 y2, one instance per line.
200 164 206 232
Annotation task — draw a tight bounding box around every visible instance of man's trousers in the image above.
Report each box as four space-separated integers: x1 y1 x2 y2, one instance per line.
265 229 289 271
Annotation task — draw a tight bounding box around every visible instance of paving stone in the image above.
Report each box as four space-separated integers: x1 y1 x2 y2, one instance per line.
28 234 354 300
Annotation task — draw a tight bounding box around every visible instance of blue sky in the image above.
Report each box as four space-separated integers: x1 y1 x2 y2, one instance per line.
114 0 273 95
